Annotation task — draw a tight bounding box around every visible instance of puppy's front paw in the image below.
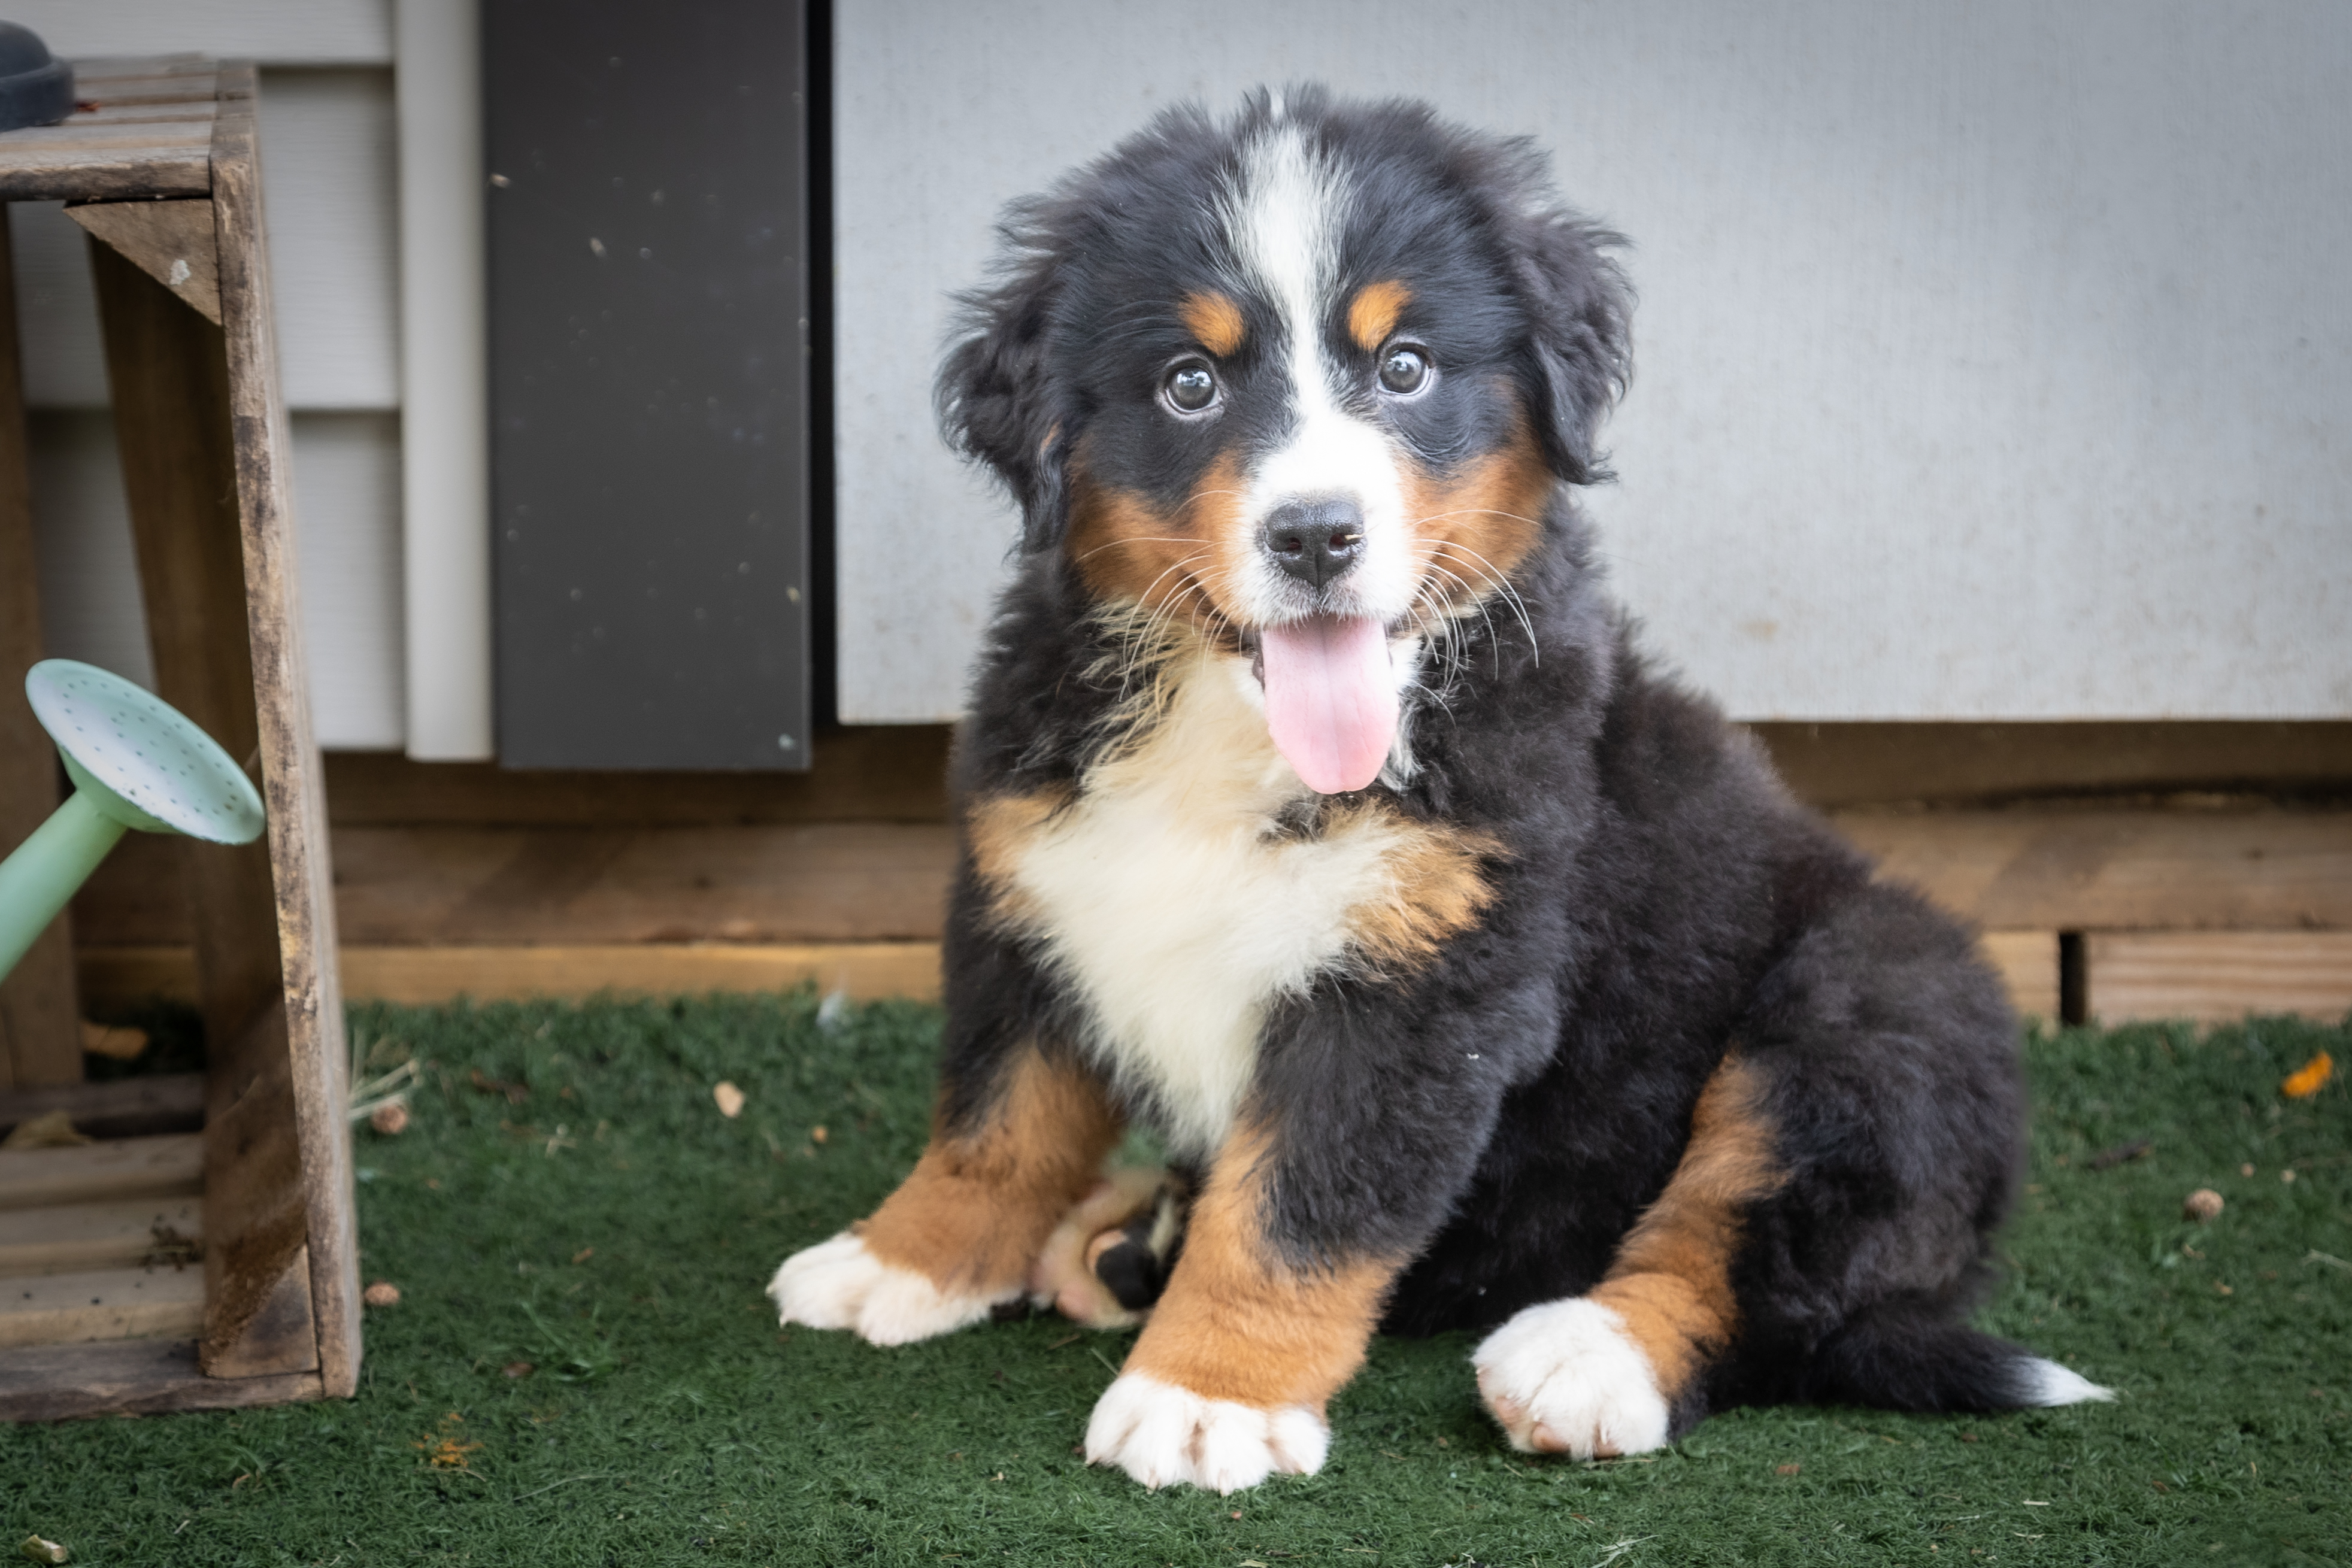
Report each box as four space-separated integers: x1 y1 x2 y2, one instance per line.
1472 1297 1671 1459
1083 1372 1327 1493
768 1232 1005 1346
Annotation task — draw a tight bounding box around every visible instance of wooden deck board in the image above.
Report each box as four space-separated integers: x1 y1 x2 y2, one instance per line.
0 1135 204 1214
74 809 2352 951
81 942 944 1006
1837 807 2352 931
0 1196 202 1278
0 1073 204 1142
0 1264 205 1348
2087 932 2352 1024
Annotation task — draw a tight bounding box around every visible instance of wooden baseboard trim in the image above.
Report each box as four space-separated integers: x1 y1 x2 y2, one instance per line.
2086 931 2352 1024
80 943 944 1009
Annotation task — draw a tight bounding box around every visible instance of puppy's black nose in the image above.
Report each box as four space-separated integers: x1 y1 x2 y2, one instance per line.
1262 498 1365 589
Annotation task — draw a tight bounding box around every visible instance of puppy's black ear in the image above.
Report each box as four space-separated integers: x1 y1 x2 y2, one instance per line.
936 202 1071 551
1480 148 1633 485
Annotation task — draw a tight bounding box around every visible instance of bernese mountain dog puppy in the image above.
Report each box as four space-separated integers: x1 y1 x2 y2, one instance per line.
772 86 2112 1493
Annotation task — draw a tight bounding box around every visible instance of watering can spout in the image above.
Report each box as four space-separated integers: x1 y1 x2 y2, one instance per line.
0 659 265 983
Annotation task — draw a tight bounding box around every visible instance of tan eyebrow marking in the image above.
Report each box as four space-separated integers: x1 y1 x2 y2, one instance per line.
1179 291 1246 357
1347 280 1413 353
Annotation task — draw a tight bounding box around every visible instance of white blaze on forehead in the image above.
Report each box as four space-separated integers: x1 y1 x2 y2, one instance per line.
1220 126 1417 629
1226 125 1346 403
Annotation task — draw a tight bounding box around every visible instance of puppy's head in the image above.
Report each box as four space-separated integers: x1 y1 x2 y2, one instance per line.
939 86 1630 791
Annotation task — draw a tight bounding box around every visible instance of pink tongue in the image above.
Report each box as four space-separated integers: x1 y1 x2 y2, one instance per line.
1259 615 1398 794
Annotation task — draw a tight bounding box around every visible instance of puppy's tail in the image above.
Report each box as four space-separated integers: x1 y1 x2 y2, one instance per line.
1799 1303 2115 1413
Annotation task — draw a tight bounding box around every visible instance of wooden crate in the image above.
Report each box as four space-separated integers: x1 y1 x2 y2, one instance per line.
0 59 357 1419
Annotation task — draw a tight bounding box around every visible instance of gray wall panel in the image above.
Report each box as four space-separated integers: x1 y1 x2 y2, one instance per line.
485 0 811 769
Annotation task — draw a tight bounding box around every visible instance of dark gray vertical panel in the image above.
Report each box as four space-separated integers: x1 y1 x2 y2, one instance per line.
486 0 810 769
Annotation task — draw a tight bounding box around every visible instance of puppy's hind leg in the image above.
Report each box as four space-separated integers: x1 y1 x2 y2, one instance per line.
1030 1167 1190 1329
1475 1054 1781 1458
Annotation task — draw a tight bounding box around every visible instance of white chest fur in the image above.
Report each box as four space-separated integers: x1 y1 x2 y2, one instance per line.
995 659 1418 1157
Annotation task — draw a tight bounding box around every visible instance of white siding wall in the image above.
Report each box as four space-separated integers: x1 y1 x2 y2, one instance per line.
835 0 2352 723
8 3 408 748
13 3 2348 747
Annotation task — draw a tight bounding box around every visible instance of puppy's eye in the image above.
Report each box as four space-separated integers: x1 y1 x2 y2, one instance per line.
1378 345 1430 395
1163 362 1219 414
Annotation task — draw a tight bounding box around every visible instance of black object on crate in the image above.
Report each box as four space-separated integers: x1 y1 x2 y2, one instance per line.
0 24 71 133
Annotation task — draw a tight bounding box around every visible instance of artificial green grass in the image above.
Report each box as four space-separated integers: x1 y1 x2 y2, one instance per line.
5 996 2348 1567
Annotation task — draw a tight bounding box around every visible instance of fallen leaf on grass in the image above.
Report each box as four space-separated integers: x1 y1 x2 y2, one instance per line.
416 1436 483 1469
810 1124 828 1145
1777 1463 1802 1475
369 1101 411 1135
713 1082 745 1118
503 1361 534 1379
2183 1188 2225 1221
364 1281 402 1307
2281 1052 2334 1099
572 1246 595 1264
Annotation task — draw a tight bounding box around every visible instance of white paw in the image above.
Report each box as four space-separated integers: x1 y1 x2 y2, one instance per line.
1083 1372 1327 1493
1472 1297 1671 1459
767 1231 1005 1347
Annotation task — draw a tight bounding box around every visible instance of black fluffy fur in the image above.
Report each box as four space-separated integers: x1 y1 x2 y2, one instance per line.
931 86 2053 1434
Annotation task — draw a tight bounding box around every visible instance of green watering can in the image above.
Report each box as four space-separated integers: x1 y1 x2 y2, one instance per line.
0 659 265 982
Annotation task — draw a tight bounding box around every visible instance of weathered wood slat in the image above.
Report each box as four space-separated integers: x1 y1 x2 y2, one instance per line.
0 192 81 1090
0 1135 204 1213
0 1264 205 1348
0 1073 204 1141
210 64 357 1396
70 57 224 84
0 1336 320 1422
69 198 222 323
2087 932 2352 1025
0 147 211 202
0 59 214 199
89 217 283 1057
0 1196 202 1277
